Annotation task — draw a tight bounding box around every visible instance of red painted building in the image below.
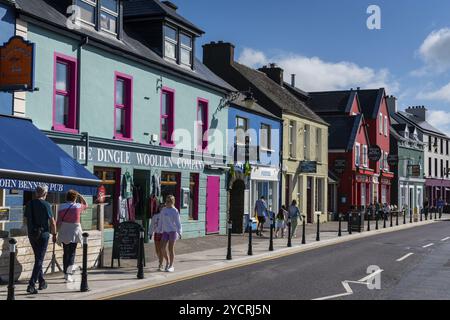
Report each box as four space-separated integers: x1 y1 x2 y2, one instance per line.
287 88 394 213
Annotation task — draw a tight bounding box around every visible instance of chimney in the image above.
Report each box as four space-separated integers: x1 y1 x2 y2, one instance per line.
386 95 397 115
162 1 178 11
405 105 427 121
291 74 296 87
258 63 284 86
203 41 235 71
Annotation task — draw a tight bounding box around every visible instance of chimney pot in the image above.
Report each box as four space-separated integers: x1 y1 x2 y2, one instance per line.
291 74 296 87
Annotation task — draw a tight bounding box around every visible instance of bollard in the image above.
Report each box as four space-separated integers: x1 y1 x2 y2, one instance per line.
80 233 90 292
396 211 399 226
269 216 274 251
7 238 17 301
348 213 352 235
420 209 423 222
375 211 379 230
287 218 292 247
316 214 320 241
390 210 393 227
301 215 306 244
248 217 253 255
358 212 362 233
367 210 371 232
383 211 387 229
137 228 145 279
404 209 407 224
338 214 342 237
226 220 232 260
410 209 413 223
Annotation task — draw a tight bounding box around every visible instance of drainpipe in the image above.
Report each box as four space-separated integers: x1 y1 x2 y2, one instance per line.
78 37 89 166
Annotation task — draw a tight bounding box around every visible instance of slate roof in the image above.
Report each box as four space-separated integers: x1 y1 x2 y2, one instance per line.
357 89 385 119
306 91 355 114
13 0 233 92
123 0 204 35
231 93 280 120
393 111 447 137
321 114 363 151
231 62 328 125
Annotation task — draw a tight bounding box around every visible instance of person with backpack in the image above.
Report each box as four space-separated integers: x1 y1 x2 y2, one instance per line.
24 185 57 294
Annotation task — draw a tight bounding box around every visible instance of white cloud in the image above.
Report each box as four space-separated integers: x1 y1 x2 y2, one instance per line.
237 48 399 93
428 109 450 136
417 82 450 103
418 28 450 72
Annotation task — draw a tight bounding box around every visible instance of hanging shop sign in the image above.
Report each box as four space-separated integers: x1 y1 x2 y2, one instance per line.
409 165 421 177
334 159 346 174
387 154 399 167
299 161 317 173
368 146 382 162
0 36 35 91
97 185 106 203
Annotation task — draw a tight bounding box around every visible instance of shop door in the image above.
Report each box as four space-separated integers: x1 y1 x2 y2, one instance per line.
206 176 220 234
230 179 245 233
307 177 313 223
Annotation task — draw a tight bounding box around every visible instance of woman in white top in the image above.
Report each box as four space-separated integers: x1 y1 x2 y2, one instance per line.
160 195 182 272
149 203 165 271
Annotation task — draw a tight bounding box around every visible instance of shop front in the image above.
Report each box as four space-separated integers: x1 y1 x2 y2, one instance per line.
53 136 228 245
426 179 450 208
250 166 280 219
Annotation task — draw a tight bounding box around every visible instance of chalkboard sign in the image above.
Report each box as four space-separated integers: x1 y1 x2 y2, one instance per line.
112 221 141 262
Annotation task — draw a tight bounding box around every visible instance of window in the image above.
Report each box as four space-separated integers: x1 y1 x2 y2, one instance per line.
93 167 119 229
161 172 181 210
379 113 383 134
189 173 199 220
164 25 177 61
196 99 208 151
385 152 389 170
236 116 248 145
315 178 324 212
315 128 322 162
362 145 368 167
435 158 438 177
161 88 175 146
260 124 271 150
77 0 97 25
447 140 449 155
355 144 361 167
384 115 388 136
429 157 432 177
429 136 432 152
180 33 193 67
441 159 444 177
447 160 449 178
361 183 366 208
441 139 444 154
114 73 132 140
288 120 296 158
304 124 310 160
53 54 78 133
100 0 118 34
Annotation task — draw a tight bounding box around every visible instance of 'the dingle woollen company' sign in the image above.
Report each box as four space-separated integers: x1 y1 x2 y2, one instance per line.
0 36 35 92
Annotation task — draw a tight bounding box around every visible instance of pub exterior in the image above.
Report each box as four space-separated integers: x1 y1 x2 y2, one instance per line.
2 0 234 249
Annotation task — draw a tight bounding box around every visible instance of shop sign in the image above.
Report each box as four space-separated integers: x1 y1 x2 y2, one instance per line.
0 36 35 91
0 207 10 222
410 165 421 177
112 221 141 261
0 178 64 192
71 146 206 171
97 185 106 203
388 154 399 167
334 159 346 174
368 146 382 162
299 161 317 173
250 167 279 181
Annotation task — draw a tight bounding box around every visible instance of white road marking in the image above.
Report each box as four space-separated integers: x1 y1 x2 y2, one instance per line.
313 269 384 300
441 237 450 242
422 243 434 248
396 253 414 262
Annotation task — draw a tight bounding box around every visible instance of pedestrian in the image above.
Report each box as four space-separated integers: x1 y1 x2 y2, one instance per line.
275 207 287 238
288 200 301 238
254 196 268 237
56 190 88 283
149 203 165 271
160 195 182 273
24 185 57 294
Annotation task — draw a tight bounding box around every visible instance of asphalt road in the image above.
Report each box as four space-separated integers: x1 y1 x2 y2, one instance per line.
111 220 450 300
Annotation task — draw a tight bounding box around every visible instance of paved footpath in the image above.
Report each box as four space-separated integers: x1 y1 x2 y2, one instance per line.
0 214 445 300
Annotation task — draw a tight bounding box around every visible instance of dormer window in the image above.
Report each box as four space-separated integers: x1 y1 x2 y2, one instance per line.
75 0 119 35
163 24 194 68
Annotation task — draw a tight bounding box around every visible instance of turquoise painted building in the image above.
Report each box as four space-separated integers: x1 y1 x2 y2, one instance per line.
6 0 234 244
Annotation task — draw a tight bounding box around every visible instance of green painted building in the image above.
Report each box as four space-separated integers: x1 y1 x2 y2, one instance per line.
5 0 234 245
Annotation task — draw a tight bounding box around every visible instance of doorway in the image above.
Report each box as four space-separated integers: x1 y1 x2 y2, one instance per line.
206 176 220 234
229 179 245 233
133 169 151 241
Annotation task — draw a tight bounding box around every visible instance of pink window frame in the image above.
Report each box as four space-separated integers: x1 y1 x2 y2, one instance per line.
53 53 78 134
160 87 175 147
114 72 133 141
190 173 199 220
197 98 209 152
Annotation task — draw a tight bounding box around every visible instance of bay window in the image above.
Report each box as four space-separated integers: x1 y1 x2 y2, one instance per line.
114 72 133 140
53 53 78 133
161 88 175 146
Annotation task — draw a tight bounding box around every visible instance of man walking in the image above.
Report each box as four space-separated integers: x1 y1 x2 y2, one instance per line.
254 196 268 236
288 200 301 238
24 186 57 294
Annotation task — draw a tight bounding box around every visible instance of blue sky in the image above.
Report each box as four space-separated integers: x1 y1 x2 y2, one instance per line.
178 0 450 134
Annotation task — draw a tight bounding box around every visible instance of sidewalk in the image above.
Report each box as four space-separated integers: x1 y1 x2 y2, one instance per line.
0 215 445 300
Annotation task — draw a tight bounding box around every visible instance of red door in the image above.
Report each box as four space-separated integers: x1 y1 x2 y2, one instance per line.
206 176 220 234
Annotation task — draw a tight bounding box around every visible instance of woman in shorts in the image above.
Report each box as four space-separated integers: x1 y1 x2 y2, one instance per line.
160 195 182 272
149 203 165 271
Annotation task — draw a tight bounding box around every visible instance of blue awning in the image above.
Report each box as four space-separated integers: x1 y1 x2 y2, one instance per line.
0 115 100 195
